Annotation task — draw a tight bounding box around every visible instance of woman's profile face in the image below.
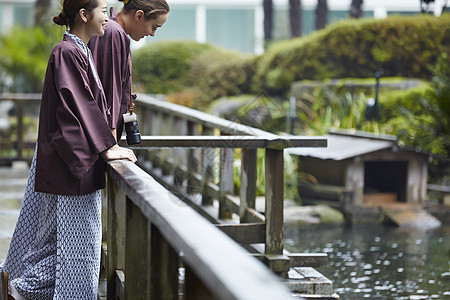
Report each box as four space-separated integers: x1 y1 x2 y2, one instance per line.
87 0 109 37
129 12 169 41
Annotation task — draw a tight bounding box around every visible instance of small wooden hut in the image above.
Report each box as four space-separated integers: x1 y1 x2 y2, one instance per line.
287 130 432 224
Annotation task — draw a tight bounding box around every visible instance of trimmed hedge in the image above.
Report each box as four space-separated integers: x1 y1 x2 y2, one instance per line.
132 40 256 108
190 48 256 101
132 40 213 94
253 14 450 95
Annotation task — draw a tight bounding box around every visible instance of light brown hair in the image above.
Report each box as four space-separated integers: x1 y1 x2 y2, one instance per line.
119 0 170 20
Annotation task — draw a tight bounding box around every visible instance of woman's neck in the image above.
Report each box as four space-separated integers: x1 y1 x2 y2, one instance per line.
116 12 129 34
69 28 90 45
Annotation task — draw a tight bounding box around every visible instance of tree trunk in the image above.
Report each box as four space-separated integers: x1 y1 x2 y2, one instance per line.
35 0 52 27
350 0 364 18
289 0 302 37
263 0 274 43
315 0 328 30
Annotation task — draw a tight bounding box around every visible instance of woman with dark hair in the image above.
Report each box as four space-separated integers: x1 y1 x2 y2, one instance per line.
88 0 170 141
0 0 136 299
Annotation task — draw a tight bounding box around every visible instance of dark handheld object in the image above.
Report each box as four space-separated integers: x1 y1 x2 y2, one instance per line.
125 119 141 145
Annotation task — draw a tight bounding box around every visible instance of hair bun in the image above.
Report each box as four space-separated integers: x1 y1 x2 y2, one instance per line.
53 11 68 26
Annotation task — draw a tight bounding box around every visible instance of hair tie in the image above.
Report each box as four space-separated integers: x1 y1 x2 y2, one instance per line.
123 0 129 4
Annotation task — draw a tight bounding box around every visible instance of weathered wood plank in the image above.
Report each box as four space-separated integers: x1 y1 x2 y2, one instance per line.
215 223 266 244
106 179 126 300
240 149 257 222
0 93 42 100
184 265 216 300
201 127 215 206
150 224 179 300
219 144 234 219
125 200 149 299
288 253 328 268
114 270 125 300
265 149 284 255
121 135 327 149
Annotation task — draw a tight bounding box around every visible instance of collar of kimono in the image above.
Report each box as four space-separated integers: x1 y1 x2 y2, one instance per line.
65 30 89 57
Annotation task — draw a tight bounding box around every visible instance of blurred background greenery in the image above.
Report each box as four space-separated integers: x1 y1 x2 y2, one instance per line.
0 10 448 187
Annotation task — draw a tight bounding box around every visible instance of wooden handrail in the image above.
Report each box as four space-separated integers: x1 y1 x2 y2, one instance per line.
136 94 271 136
0 94 40 163
120 135 327 149
105 159 295 300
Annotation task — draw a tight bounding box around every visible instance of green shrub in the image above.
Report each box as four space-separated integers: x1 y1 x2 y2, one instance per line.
253 14 450 95
133 40 257 108
0 25 61 92
132 40 213 94
190 48 256 102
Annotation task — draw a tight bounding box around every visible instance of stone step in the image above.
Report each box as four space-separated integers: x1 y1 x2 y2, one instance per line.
285 267 340 299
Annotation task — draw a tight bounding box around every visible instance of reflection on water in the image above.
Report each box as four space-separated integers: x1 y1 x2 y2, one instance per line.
284 224 450 299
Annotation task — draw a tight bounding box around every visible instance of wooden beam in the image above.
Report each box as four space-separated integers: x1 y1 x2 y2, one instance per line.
215 223 266 244
120 135 327 150
288 253 328 268
265 149 284 255
125 200 149 299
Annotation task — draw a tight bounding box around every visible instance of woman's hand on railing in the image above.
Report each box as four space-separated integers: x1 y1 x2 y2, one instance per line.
101 144 137 163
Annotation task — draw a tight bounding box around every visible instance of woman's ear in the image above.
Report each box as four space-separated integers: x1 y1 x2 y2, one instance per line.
79 8 89 23
134 10 145 22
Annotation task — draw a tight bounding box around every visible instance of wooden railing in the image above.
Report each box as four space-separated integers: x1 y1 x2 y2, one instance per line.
0 94 40 164
104 158 295 299
0 93 329 298
121 95 328 273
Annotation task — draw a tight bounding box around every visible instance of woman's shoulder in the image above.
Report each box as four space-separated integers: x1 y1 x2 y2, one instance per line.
51 38 87 63
105 20 129 41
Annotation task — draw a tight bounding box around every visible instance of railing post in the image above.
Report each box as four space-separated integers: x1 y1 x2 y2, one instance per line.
264 149 284 255
16 100 24 159
160 113 173 176
184 265 216 300
106 178 126 300
219 140 234 220
187 121 199 194
201 127 214 206
173 117 188 188
240 149 257 222
125 200 150 299
149 224 179 300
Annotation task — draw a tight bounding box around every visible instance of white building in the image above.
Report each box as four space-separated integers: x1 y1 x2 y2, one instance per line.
0 0 443 53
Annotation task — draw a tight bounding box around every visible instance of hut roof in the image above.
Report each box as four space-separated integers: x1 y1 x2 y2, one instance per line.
287 130 398 161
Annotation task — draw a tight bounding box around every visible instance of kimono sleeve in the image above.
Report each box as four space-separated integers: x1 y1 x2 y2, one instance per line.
49 47 116 179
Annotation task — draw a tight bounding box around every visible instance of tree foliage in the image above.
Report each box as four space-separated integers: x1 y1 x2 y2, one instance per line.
0 25 62 93
253 14 450 95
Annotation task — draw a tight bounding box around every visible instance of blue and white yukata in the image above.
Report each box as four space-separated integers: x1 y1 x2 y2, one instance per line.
0 32 106 300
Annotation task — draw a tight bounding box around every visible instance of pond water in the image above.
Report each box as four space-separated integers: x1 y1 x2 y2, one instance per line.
284 224 450 300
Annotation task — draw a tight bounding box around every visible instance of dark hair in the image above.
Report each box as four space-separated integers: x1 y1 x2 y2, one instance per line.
53 0 100 27
119 0 170 20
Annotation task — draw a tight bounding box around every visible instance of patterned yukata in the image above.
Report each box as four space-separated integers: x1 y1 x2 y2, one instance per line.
0 32 108 300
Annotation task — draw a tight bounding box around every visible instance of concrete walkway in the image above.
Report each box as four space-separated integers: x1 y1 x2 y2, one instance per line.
0 162 29 261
